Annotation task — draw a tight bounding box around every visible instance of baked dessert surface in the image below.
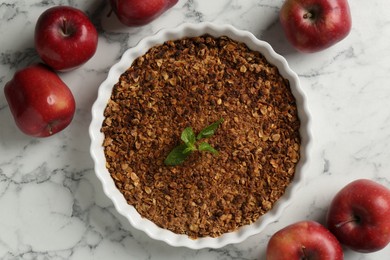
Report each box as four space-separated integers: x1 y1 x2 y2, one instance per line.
102 35 301 238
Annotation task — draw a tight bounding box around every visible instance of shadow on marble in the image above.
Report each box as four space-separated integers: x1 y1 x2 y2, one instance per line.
260 17 298 57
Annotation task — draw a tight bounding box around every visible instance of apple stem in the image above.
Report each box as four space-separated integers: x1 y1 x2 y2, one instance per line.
335 216 360 228
62 19 68 35
60 18 74 37
301 246 308 260
107 8 113 17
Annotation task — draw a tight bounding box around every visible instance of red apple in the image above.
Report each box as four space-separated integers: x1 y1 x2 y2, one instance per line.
35 6 98 71
4 63 76 137
326 179 390 253
279 0 352 53
266 221 343 260
109 0 178 26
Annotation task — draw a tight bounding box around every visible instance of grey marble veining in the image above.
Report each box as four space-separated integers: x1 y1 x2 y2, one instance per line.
1 0 390 259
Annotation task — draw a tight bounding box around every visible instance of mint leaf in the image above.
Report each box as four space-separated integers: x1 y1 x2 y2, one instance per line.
165 118 223 166
164 144 191 166
181 127 196 145
198 142 218 154
197 118 224 140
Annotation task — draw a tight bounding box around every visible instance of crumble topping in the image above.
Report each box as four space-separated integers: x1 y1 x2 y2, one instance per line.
101 35 301 238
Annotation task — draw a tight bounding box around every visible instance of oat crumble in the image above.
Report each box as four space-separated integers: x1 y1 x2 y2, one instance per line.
101 35 301 238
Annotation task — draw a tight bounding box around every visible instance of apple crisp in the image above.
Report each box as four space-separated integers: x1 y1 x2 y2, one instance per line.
101 35 301 238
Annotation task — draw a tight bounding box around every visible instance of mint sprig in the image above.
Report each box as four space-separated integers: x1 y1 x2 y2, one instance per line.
164 118 224 166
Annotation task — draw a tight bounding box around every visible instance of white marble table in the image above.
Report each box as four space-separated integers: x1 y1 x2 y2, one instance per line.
1 0 389 259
